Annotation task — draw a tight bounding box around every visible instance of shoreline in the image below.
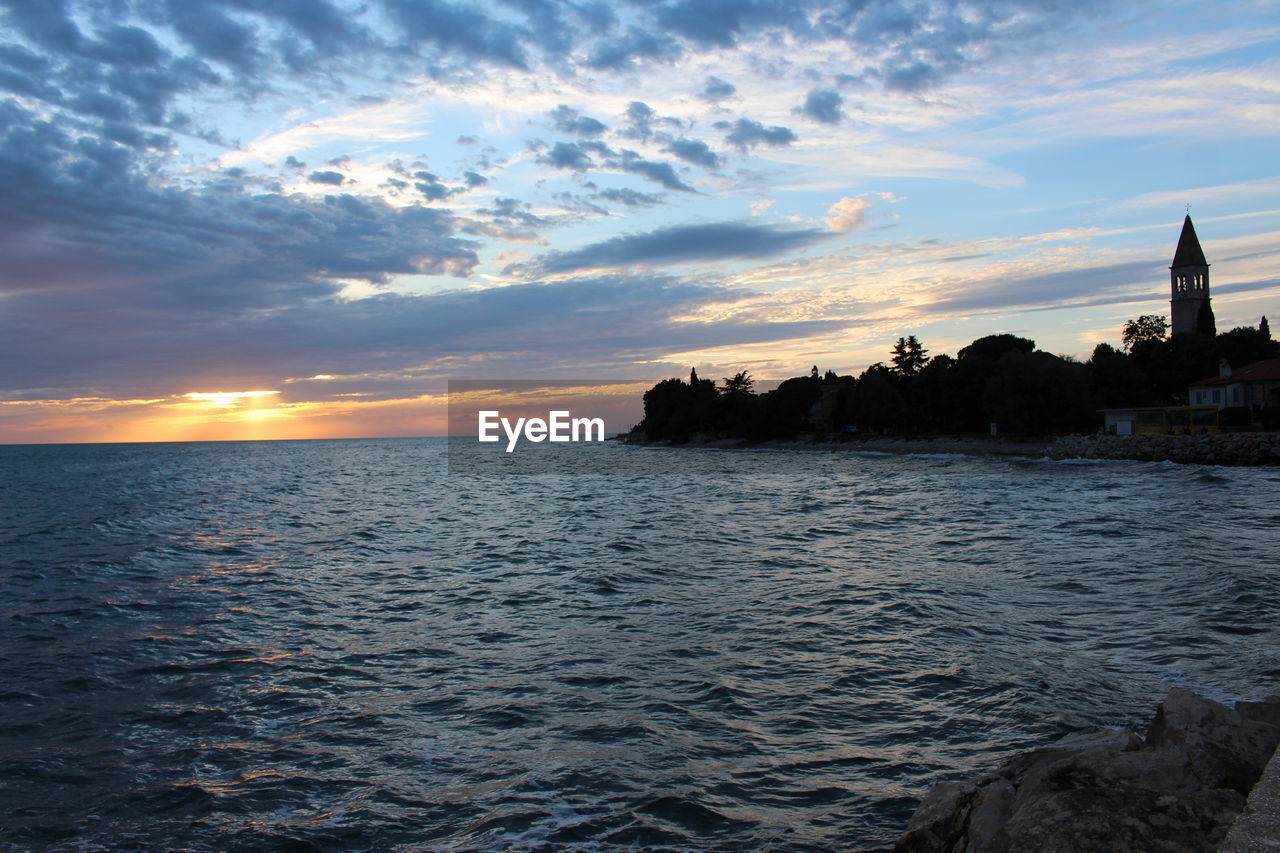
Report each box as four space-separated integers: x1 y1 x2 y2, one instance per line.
621 431 1280 466
620 434 1055 458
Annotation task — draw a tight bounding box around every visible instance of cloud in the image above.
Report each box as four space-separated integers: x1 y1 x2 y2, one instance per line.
597 187 665 207
585 25 681 70
665 138 722 170
922 260 1163 314
166 3 263 74
611 154 697 192
718 118 797 151
884 62 942 93
0 101 479 387
801 89 844 123
824 197 873 233
0 0 1109 145
651 0 811 49
477 197 551 229
538 140 595 171
620 100 657 140
700 75 737 102
549 105 608 137
531 137 696 191
5 0 1271 428
526 221 829 274
408 170 465 201
0 266 839 399
1116 177 1280 211
382 0 530 68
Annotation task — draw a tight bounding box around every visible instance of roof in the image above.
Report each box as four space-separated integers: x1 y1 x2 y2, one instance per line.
1190 359 1280 388
1170 214 1209 268
1098 406 1218 414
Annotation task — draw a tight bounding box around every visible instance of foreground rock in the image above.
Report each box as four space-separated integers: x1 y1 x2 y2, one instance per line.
1047 433 1280 466
896 689 1280 852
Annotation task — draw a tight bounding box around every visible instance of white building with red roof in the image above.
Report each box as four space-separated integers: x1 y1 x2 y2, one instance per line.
1188 359 1280 410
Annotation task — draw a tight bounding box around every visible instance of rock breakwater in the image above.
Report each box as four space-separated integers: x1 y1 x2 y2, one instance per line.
896 688 1280 852
1047 432 1280 466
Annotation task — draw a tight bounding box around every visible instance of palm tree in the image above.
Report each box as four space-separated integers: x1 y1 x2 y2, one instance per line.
720 370 756 395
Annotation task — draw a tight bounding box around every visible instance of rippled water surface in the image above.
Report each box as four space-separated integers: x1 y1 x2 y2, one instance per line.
2 438 1279 851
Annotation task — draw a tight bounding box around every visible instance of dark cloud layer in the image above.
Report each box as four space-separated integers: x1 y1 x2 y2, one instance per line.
1 268 840 397
0 97 479 393
0 0 1111 404
0 0 1097 144
527 221 829 274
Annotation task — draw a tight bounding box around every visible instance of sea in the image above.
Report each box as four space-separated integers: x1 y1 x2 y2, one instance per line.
2 438 1278 851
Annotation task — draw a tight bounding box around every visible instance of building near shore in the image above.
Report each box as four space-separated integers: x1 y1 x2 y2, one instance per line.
1100 406 1219 435
1189 359 1280 410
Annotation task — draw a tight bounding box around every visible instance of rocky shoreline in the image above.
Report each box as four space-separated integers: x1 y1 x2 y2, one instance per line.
896 689 1280 852
1046 432 1280 466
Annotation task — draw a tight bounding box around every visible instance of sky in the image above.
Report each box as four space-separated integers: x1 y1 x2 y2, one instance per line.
1 0 1278 443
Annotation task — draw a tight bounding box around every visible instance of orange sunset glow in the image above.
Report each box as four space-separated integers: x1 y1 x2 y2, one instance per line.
0 392 452 445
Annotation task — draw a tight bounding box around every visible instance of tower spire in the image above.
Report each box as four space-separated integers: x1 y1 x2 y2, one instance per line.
1169 214 1213 336
1171 214 1208 268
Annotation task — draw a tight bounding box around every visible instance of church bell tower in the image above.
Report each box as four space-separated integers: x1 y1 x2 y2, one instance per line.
1169 214 1214 336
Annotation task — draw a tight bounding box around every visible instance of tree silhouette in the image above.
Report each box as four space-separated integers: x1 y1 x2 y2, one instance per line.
632 312 1280 444
1196 301 1217 336
890 335 929 376
719 371 755 395
956 334 1035 362
1217 326 1276 368
1121 315 1168 352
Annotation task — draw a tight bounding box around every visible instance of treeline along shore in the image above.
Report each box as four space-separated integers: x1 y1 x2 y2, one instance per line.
625 316 1280 465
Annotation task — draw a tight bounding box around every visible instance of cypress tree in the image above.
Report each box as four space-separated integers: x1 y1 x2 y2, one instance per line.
1196 300 1217 336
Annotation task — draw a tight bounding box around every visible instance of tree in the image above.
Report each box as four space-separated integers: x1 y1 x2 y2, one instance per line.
756 374 822 438
846 363 908 432
1088 342 1150 407
1138 332 1216 404
890 335 929 376
1216 326 1276 368
1121 315 1168 352
719 371 755 395
982 350 1093 434
1196 301 1217 336
640 370 717 442
956 334 1035 362
1261 316 1272 341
